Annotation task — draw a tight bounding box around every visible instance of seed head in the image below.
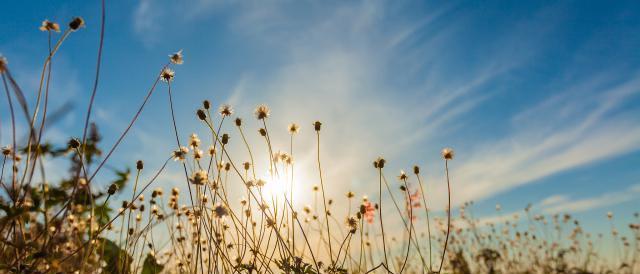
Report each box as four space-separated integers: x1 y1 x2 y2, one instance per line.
189 133 201 148
313 121 322 131
0 54 7 73
68 17 85 31
243 162 250 170
235 118 242 126
258 128 266 136
288 123 299 134
373 157 385 169
213 204 229 218
136 160 144 170
413 165 420 174
221 133 230 145
203 100 211 109
1 146 11 156
441 147 454 160
189 170 208 185
40 20 60 32
219 104 233 117
254 104 270 120
398 170 408 180
196 109 207 121
68 138 80 149
160 68 175 82
169 50 183 65
172 146 189 161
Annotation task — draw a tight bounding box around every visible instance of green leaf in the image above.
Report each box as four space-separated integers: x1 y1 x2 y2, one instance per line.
141 253 164 274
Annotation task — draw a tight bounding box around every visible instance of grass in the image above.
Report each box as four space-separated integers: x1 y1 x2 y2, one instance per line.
0 3 639 274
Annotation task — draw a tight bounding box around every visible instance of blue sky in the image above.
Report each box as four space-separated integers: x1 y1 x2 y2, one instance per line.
1 0 640 235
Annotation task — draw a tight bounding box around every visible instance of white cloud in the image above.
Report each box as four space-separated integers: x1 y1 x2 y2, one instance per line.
540 184 640 214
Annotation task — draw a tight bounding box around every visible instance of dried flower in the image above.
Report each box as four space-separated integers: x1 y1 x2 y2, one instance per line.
254 104 270 120
219 104 233 117
68 138 80 149
169 50 183 65
346 216 358 232
136 160 144 170
40 20 60 32
313 121 322 131
189 133 201 148
172 146 189 161
1 146 11 156
441 147 454 160
69 17 85 31
235 118 242 126
196 109 207 121
189 170 208 185
160 68 174 82
212 204 229 218
413 165 420 174
398 170 408 180
221 133 230 145
373 157 385 169
258 128 266 136
288 123 300 134
193 149 203 160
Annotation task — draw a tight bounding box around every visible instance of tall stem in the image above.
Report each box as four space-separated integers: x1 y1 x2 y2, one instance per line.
438 160 452 273
316 131 333 263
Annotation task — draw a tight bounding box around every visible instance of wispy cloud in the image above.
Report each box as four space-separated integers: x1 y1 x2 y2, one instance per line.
540 184 640 214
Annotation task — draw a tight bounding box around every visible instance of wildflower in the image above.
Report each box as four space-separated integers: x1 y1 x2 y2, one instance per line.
189 170 208 185
362 201 376 224
398 170 408 180
441 147 454 160
169 50 183 65
1 146 11 156
160 67 175 82
346 216 358 232
373 157 385 169
346 191 355 199
68 138 80 149
243 162 250 171
172 146 189 161
68 17 85 31
254 104 270 120
39 20 61 32
189 133 201 148
193 149 203 160
256 179 266 187
288 123 299 134
208 145 216 156
313 121 322 131
0 55 7 73
212 203 228 218
219 104 233 117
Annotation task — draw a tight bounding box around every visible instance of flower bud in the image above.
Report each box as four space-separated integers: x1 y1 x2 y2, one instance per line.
136 160 144 170
197 109 207 121
108 184 118 195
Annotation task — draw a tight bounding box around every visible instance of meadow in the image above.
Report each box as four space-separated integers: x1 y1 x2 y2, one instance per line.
0 6 639 274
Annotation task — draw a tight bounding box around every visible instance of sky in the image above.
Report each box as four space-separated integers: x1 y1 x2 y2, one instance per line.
1 0 640 237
